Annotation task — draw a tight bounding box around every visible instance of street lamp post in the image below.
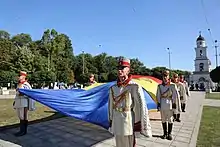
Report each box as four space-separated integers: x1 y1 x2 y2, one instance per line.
167 48 171 70
214 40 219 67
82 51 85 74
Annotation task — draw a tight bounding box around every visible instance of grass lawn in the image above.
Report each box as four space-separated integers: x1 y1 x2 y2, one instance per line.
205 92 220 100
0 99 65 129
197 106 220 147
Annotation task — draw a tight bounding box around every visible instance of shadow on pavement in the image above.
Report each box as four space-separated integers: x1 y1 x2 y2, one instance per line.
0 116 113 147
0 111 65 131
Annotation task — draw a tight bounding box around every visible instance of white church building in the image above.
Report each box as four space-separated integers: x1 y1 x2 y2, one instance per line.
189 33 214 90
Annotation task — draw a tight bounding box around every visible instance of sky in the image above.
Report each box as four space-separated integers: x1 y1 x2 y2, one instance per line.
1 0 220 71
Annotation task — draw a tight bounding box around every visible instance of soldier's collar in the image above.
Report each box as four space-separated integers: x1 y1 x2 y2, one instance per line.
162 81 170 86
19 80 27 84
117 75 132 87
179 80 185 83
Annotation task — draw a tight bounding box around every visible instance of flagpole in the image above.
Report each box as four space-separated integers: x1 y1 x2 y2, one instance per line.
214 40 219 67
82 51 85 74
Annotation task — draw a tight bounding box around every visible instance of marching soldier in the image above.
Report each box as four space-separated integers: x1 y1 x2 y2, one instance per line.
156 70 179 140
172 73 184 122
108 58 152 147
13 71 35 136
179 74 190 112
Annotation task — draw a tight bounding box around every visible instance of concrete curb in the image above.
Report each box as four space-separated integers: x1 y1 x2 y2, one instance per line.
189 100 204 147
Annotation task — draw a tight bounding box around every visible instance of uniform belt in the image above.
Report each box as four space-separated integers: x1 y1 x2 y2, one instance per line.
161 97 172 99
114 107 133 112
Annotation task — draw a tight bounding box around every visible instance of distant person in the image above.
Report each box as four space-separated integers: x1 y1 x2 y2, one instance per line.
43 84 49 89
58 83 66 89
53 82 59 89
89 74 97 85
179 74 190 112
190 84 194 91
83 74 97 88
172 73 184 122
195 83 199 90
13 71 35 136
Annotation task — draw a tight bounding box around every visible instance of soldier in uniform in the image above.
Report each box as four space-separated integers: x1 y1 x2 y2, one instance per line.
156 70 179 140
172 73 184 122
108 58 152 147
83 74 97 88
179 74 190 112
88 74 97 85
13 71 35 136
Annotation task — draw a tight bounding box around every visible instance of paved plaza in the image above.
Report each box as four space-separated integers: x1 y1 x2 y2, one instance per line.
0 92 206 147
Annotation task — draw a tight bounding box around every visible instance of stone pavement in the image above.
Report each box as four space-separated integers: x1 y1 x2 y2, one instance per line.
0 91 205 147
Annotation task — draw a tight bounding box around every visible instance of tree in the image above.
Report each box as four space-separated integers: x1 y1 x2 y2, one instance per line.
0 30 10 39
0 71 17 83
210 66 220 83
12 45 35 72
11 33 32 46
0 39 15 70
108 70 118 81
0 29 192 87
93 53 108 74
30 71 56 84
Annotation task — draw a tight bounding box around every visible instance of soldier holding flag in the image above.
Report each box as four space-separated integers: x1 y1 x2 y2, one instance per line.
13 71 35 136
108 57 152 147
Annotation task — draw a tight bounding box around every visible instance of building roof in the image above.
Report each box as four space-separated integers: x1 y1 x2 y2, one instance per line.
197 34 205 41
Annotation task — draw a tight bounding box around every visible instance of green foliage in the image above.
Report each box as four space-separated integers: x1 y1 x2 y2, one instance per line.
78 73 90 84
0 71 17 83
30 71 56 83
210 66 220 83
98 73 108 82
0 30 10 39
108 70 118 82
11 33 32 47
0 29 190 87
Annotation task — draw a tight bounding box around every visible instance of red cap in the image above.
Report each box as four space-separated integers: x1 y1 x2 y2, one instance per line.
118 58 130 67
20 71 27 76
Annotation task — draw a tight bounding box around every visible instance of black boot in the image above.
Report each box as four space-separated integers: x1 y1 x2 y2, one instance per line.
24 120 28 134
176 114 181 122
167 123 173 140
173 114 177 122
182 104 186 112
14 120 26 137
14 120 22 136
161 122 167 139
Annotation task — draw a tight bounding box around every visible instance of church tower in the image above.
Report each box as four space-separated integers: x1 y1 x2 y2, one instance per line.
190 32 213 90
194 32 211 73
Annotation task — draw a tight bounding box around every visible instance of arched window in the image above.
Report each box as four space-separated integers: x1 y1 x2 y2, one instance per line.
199 63 204 71
200 50 203 56
198 77 206 82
